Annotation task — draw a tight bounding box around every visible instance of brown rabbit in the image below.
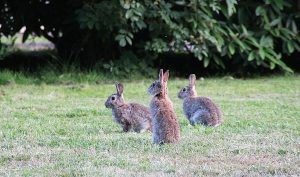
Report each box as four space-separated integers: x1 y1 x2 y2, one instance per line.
105 83 152 133
148 69 180 144
178 74 223 126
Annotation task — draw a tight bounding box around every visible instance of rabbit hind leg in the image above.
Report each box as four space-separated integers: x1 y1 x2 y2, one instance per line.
191 110 210 125
122 123 132 132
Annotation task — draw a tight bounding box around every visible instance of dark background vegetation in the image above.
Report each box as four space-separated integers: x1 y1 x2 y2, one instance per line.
0 0 300 78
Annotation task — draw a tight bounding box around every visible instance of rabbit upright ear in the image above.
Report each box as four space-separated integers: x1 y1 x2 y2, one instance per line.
163 70 169 82
189 74 196 87
159 69 164 83
115 82 124 96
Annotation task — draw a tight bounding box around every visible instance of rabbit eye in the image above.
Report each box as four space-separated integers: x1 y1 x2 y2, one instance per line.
182 88 186 92
111 96 115 101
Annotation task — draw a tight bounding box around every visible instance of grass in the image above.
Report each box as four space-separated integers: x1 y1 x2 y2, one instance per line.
0 69 151 85
1 34 49 44
0 74 299 176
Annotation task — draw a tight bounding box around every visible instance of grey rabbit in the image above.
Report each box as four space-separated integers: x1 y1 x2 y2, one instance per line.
105 83 152 133
178 74 223 127
148 69 180 144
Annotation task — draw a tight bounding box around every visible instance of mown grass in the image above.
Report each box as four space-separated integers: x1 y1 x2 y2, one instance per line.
0 74 299 176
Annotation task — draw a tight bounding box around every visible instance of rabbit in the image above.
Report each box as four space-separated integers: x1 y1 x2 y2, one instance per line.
105 83 152 133
148 69 180 144
178 74 223 127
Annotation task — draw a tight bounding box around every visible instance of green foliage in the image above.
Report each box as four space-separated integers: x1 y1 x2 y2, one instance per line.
131 0 298 72
114 30 134 47
0 46 17 60
1 0 299 72
76 1 122 34
101 51 156 78
0 36 18 60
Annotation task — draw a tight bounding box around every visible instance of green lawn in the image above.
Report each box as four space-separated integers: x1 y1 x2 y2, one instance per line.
0 75 299 176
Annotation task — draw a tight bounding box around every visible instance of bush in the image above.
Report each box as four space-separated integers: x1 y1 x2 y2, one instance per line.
1 0 299 73
101 51 156 78
0 44 17 60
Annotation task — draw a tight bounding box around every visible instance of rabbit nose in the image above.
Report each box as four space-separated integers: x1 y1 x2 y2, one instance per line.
147 88 152 95
178 92 183 99
104 101 109 108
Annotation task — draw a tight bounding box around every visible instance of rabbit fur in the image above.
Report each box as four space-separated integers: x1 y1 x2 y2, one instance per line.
148 69 180 144
178 74 223 126
105 83 152 133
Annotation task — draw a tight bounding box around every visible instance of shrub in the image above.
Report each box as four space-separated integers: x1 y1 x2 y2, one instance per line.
1 0 299 72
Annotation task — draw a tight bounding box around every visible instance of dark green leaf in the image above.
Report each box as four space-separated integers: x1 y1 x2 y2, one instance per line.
228 43 235 55
291 21 297 34
248 51 255 61
259 48 265 59
287 41 294 53
270 18 281 26
119 38 126 47
255 6 265 16
125 36 132 45
226 0 237 16
270 62 275 70
204 58 210 67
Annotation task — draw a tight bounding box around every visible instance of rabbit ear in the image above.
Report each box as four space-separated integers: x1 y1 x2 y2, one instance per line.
189 74 196 86
159 69 164 83
115 82 124 96
163 70 169 82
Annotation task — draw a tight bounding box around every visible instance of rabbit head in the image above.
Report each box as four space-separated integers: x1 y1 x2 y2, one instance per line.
178 74 197 99
148 69 169 97
105 83 125 108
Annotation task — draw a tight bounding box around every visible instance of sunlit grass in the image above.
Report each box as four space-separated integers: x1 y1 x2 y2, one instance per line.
0 75 299 176
1 35 49 44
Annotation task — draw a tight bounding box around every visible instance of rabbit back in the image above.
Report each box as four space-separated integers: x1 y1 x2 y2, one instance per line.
128 103 152 132
183 97 222 126
112 103 152 132
150 96 180 144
